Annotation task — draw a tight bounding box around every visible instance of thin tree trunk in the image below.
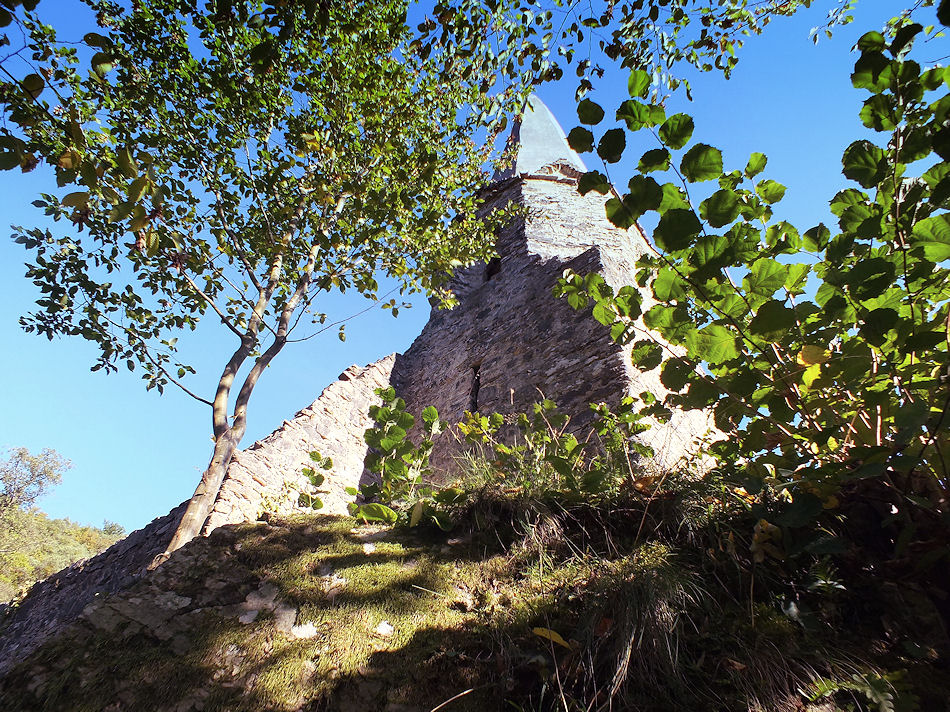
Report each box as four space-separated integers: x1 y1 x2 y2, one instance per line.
153 337 252 564
159 430 238 558
153 201 326 566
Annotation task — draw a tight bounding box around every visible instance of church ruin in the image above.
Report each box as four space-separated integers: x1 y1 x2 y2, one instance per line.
0 96 714 672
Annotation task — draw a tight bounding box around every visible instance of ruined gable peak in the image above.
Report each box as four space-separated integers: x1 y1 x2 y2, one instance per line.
492 94 587 181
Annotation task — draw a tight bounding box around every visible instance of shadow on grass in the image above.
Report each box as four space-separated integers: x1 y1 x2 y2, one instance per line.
3 502 949 712
0 515 523 712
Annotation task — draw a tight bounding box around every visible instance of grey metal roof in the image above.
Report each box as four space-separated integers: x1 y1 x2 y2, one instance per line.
493 94 587 181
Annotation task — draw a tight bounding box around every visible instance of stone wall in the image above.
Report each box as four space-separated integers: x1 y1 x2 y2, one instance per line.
203 355 396 532
394 174 715 474
0 356 396 677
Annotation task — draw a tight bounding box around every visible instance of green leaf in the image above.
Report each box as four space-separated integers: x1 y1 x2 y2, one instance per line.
700 189 740 228
719 170 742 190
616 100 665 131
578 171 610 196
829 188 868 216
21 73 44 99
637 148 670 173
890 22 922 55
755 179 786 204
932 176 950 208
577 98 605 125
658 183 689 213
567 126 594 153
409 500 425 527
846 257 895 300
802 224 830 251
61 191 90 208
624 175 663 220
912 214 950 260
653 208 702 251
630 340 663 370
765 221 800 250
856 31 885 52
658 113 694 149
690 235 732 276
744 152 767 178
355 503 398 524
116 148 137 178
605 197 637 229
918 242 950 261
127 176 150 203
653 268 687 301
860 307 899 345
851 52 893 94
644 303 691 343
680 144 723 182
842 140 887 188
744 258 787 298
597 128 626 163
422 405 439 424
859 95 898 131
749 300 796 340
91 51 114 76
685 324 740 365
83 32 111 49
785 263 810 293
627 69 651 98
912 213 950 243
591 300 614 325
660 357 694 391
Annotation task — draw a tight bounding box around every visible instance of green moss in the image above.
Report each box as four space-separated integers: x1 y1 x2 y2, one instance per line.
2 500 947 712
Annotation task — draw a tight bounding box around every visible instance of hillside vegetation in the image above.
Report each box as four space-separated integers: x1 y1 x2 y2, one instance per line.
0 509 124 602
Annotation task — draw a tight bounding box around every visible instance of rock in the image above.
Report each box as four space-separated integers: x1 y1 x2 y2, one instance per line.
273 603 297 633
290 621 320 639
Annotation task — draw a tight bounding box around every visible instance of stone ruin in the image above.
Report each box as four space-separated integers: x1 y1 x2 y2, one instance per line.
0 96 715 674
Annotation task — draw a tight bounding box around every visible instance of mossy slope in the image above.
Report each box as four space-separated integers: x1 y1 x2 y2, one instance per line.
1 499 947 712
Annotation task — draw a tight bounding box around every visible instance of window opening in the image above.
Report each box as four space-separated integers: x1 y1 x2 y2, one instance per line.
469 364 481 412
484 257 501 282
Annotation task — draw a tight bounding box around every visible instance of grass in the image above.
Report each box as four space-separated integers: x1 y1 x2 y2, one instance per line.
1 477 947 712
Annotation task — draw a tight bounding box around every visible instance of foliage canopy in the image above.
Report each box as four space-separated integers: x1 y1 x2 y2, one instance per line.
557 10 949 553
1 0 512 551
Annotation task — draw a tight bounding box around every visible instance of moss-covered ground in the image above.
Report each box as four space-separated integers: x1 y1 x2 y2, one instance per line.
1 490 947 712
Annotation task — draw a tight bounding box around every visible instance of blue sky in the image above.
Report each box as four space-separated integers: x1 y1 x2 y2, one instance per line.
0 0 914 532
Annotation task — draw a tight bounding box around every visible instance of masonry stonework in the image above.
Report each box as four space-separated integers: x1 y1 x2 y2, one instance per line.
203 355 397 532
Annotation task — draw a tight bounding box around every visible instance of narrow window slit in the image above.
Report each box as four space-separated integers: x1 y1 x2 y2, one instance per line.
469 364 481 412
484 257 501 282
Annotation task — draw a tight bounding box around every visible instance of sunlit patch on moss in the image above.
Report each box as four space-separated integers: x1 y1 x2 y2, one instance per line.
1 494 947 712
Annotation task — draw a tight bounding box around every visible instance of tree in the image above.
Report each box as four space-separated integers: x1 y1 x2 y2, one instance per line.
556 4 949 553
0 446 70 523
1 0 515 557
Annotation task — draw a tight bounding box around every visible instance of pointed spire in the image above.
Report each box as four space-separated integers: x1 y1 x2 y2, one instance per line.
493 94 587 181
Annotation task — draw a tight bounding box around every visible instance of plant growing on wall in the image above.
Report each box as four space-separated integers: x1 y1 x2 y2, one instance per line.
1 0 513 557
557 11 949 557
348 387 462 529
